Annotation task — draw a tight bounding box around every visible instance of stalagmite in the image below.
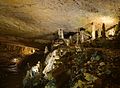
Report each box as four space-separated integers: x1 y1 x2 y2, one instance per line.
58 29 64 39
101 23 106 39
80 31 84 43
76 29 80 45
69 35 72 44
115 21 120 35
91 22 96 40
95 30 98 39
44 46 49 54
43 50 60 78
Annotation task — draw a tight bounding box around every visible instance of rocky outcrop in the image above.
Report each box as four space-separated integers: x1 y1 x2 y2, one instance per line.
0 42 37 58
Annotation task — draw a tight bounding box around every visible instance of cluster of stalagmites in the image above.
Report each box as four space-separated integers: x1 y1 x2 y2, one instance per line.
22 23 120 87
23 44 120 88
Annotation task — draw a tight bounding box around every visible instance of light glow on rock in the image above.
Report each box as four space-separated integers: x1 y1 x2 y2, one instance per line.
101 16 116 24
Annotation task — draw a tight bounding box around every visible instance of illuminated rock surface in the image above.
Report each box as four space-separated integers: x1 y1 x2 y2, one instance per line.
0 0 120 88
0 0 120 38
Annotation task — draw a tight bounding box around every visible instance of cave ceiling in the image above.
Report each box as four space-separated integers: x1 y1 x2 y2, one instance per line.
0 0 120 38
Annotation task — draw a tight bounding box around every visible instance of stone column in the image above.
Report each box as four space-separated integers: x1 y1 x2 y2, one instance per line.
91 22 96 40
58 29 64 39
76 29 80 45
101 23 106 39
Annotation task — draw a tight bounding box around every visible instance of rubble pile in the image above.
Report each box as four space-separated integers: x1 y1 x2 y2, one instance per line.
22 26 120 88
23 45 120 88
54 48 120 88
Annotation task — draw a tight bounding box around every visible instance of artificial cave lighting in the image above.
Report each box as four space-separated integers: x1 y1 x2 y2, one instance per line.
0 0 120 88
108 29 115 36
11 58 20 63
20 47 36 55
100 16 116 24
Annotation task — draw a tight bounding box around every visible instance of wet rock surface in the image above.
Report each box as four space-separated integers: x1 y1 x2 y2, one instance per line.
22 45 120 88
0 32 120 88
